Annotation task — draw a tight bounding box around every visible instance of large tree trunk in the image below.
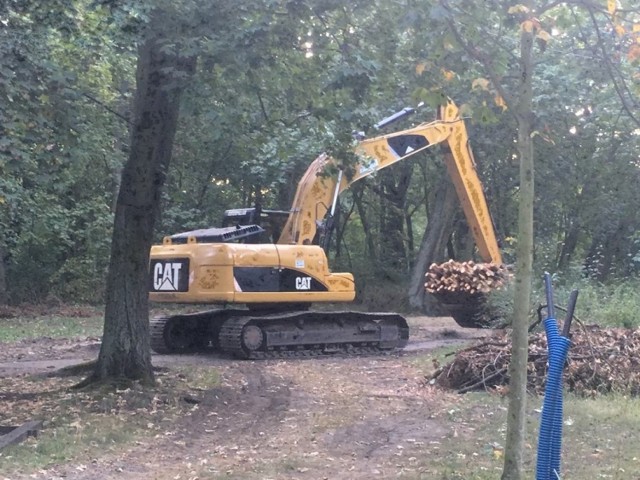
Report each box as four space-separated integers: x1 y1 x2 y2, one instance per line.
84 12 195 386
408 174 458 312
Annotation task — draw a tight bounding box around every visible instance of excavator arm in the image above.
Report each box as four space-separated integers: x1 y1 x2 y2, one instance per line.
277 101 502 264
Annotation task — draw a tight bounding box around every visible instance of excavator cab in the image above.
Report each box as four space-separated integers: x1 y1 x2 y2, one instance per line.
221 207 290 243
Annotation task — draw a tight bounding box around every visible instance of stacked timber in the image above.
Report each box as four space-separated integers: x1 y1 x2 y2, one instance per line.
425 260 512 328
425 260 510 295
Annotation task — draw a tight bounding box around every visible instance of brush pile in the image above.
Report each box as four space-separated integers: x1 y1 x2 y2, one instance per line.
429 325 640 397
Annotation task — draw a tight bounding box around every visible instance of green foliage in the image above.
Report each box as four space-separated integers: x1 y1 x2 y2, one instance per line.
551 276 640 329
0 0 639 306
0 0 131 303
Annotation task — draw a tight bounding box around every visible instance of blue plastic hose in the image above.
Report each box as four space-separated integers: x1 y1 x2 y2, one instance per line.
548 326 570 478
536 318 559 479
536 274 576 480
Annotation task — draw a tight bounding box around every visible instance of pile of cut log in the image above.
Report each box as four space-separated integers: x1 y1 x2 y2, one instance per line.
425 260 511 295
424 260 512 327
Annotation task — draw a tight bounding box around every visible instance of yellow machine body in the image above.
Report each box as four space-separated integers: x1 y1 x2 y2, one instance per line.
150 242 355 305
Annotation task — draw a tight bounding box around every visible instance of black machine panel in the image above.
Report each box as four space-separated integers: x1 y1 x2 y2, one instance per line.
386 134 429 157
170 225 265 244
234 267 327 293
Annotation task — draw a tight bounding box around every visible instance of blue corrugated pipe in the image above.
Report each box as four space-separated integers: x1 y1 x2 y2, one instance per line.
535 274 577 480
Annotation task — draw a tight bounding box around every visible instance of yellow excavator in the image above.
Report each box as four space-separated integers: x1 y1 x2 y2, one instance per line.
148 100 502 358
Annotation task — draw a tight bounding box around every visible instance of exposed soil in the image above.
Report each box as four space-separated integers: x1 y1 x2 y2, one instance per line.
0 317 497 479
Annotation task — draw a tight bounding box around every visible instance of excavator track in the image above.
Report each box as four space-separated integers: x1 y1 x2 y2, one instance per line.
150 310 409 359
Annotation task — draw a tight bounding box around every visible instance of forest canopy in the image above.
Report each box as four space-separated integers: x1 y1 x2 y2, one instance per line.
0 0 638 306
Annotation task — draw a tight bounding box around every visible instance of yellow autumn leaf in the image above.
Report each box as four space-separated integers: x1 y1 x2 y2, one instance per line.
441 68 456 81
521 20 534 33
508 4 529 14
614 24 625 37
415 62 427 76
537 30 551 42
472 78 490 91
0 197 5 205
531 131 556 145
607 0 617 15
628 44 640 63
494 94 507 111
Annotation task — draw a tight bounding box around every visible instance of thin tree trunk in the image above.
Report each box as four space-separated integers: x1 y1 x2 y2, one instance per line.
353 187 377 261
0 245 7 305
557 217 580 271
378 162 413 270
83 11 195 386
502 18 536 480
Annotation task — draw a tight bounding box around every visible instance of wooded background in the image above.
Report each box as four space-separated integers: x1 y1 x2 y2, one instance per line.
1 0 638 308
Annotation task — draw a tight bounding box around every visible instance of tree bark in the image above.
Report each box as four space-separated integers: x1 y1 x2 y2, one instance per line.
377 163 413 271
83 11 195 386
353 187 377 262
0 245 7 305
408 174 458 312
557 215 580 272
502 19 535 480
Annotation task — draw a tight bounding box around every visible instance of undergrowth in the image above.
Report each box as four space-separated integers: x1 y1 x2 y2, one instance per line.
484 272 640 329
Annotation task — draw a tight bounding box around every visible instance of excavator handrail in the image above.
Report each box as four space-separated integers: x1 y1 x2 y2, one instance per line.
277 100 502 264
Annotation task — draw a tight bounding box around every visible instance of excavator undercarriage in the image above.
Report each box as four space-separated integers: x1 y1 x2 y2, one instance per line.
150 309 409 359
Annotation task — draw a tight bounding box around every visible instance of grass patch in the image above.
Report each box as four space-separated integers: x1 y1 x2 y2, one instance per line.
562 395 640 478
0 365 221 477
0 415 144 472
0 314 103 342
400 391 640 479
410 347 461 378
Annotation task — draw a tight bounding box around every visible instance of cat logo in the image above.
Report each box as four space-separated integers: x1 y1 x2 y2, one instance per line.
295 277 311 290
152 260 187 291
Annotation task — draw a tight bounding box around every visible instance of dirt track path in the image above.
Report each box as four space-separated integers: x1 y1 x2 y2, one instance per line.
0 317 494 479
0 317 490 378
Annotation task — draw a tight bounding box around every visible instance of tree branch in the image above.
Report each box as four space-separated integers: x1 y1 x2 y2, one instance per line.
439 0 517 109
580 5 640 127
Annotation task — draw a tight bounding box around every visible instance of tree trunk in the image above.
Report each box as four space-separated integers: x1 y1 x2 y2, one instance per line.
502 19 536 480
353 187 377 262
378 162 413 271
585 223 624 281
407 175 458 311
83 11 195 386
557 215 580 272
0 245 7 305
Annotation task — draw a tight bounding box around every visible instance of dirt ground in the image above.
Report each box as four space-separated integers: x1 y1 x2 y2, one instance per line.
0 317 496 480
